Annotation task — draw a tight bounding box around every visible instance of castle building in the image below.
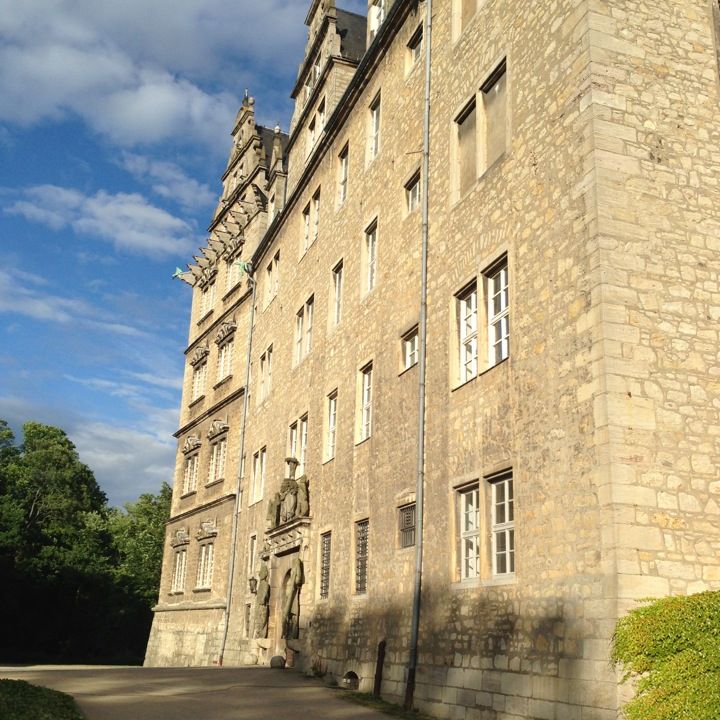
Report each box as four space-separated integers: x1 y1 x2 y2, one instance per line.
145 1 720 717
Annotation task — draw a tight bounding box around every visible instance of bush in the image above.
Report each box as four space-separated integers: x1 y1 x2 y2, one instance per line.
0 679 84 720
611 591 720 720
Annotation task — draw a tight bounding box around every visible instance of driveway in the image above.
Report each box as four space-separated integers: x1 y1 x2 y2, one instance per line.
0 666 390 719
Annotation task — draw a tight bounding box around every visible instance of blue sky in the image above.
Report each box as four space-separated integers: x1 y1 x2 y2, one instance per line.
0 0 367 505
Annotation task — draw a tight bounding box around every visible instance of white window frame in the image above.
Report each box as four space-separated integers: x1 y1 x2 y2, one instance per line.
191 362 207 402
295 296 314 364
360 363 373 441
365 221 377 294
486 259 509 367
208 437 227 484
312 188 321 244
259 344 272 401
405 171 421 214
217 339 234 380
247 534 257 577
457 281 478 383
251 447 266 504
369 94 381 160
182 453 199 495
402 327 419 370
458 483 480 580
332 261 343 325
171 548 187 593
407 25 423 68
490 472 515 576
226 259 242 294
369 0 386 40
326 390 337 460
338 145 349 205
196 542 214 589
302 204 311 252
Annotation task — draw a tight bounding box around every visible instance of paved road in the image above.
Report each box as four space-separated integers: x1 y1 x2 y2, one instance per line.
0 666 390 719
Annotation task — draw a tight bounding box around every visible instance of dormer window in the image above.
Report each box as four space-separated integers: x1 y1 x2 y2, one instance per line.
370 0 386 40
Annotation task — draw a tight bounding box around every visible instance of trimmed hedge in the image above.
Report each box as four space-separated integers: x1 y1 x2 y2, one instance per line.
611 591 720 720
0 679 84 720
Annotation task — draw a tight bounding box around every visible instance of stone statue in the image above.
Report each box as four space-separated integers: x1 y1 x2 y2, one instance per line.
266 492 281 529
281 556 304 640
254 563 270 639
296 475 309 517
280 480 297 523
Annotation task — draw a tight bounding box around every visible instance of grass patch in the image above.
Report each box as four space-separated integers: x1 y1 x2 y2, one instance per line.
343 691 435 719
0 679 84 720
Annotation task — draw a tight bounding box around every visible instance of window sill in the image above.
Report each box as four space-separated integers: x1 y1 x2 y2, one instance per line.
352 592 369 601
322 454 335 466
396 545 415 553
205 478 224 488
180 490 197 500
248 498 263 508
197 310 214 326
193 587 212 594
167 591 185 597
222 282 243 301
189 395 206 408
452 151 509 208
355 435 372 447
451 357 508 393
398 362 418 378
213 375 233 390
451 573 517 591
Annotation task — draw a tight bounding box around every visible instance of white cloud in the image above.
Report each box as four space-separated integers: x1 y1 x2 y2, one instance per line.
120 152 215 211
6 184 197 257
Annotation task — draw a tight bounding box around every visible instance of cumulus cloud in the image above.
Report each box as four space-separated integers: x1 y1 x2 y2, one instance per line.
6 184 197 257
120 152 215 211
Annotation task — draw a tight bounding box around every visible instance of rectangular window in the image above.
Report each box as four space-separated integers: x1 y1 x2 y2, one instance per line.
259 344 273 401
369 0 385 39
305 295 314 354
247 534 257 577
365 220 377 293
405 171 421 214
171 549 187 592
199 282 216 317
326 390 337 460
302 204 311 252
308 117 316 157
191 362 207 401
369 94 381 160
182 454 199 495
459 484 480 580
312 188 321 243
268 193 275 224
265 251 279 305
457 281 478 383
403 327 419 370
196 543 214 589
456 99 477 196
360 363 373 441
208 437 227 484
217 340 234 380
295 297 314 363
486 258 509 366
332 261 343 325
355 519 369 594
318 98 326 128
407 25 423 68
490 472 515 575
320 531 332 598
299 414 308 475
251 447 266 503
399 503 416 548
338 145 349 205
480 61 507 172
226 259 242 293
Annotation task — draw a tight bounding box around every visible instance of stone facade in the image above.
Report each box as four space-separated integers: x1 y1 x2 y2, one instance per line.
145 0 720 717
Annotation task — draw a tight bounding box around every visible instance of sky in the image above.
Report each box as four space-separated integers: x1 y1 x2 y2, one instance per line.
0 0 367 506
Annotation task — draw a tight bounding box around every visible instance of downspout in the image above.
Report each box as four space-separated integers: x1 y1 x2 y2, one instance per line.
218 264 257 666
405 0 433 709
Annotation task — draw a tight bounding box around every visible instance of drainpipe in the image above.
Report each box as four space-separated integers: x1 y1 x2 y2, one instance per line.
218 264 257 666
405 0 433 709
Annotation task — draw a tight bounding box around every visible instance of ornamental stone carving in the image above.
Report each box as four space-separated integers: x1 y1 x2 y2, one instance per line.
282 556 304 640
215 319 237 346
182 435 201 454
254 562 270 639
170 527 190 547
207 419 229 440
189 345 210 367
267 457 311 531
196 519 218 540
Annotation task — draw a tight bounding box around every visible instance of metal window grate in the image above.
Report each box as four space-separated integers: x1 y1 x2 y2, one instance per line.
320 532 332 598
399 504 416 548
355 520 369 594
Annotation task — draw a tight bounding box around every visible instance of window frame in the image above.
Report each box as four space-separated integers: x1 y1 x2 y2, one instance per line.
196 542 215 589
405 170 421 214
171 548 187 593
338 144 349 206
369 94 381 161
182 452 199 495
217 339 234 381
364 220 378 294
458 483 481 581
207 436 227 485
456 280 478 384
398 503 416 549
485 257 509 367
355 519 369 594
326 390 338 461
319 531 332 599
359 362 373 442
402 326 419 371
191 361 208 402
332 260 343 325
489 471 515 576
250 447 266 504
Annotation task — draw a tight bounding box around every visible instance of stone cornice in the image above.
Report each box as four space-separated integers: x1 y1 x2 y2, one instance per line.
174 386 245 438
166 493 235 525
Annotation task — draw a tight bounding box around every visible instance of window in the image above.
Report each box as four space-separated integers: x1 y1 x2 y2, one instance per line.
226 259 242 293
458 484 480 580
355 519 369 594
312 188 321 243
480 61 508 173
399 503 416 548
302 204 311 252
217 340 234 380
338 145 349 205
196 543 214 589
402 327 419 370
259 344 273 401
199 283 216 317
326 390 337 460
288 415 308 474
369 94 381 160
405 171 421 214
359 363 373 441
332 261 343 325
490 472 514 575
294 296 314 363
265 251 279 304
456 99 477 196
191 362 208 401
407 25 423 68
318 98 326 128
171 549 187 593
208 437 227 484
247 534 257 577
486 258 509 366
320 531 332 598
251 447 266 504
364 220 377 293
268 193 276 224
369 0 385 40
182 453 199 495
308 118 316 157
457 281 478 383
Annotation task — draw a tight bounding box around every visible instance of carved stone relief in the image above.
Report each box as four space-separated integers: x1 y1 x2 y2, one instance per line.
207 419 229 440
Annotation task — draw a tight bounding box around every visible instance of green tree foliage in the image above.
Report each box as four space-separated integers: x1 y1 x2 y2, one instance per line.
612 591 720 720
0 420 171 664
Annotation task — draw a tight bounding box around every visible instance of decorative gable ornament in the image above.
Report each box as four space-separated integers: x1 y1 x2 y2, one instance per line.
189 345 210 367
215 319 237 346
207 419 229 440
196 519 219 540
171 527 190 547
182 435 202 454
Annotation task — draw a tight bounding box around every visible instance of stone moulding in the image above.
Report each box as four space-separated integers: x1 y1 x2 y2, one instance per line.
170 527 190 547
182 435 202 454
266 516 312 556
207 419 229 440
215 319 237 345
189 345 210 367
196 519 218 541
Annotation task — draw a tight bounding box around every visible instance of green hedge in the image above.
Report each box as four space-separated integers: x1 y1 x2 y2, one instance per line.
611 591 720 720
0 679 84 720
